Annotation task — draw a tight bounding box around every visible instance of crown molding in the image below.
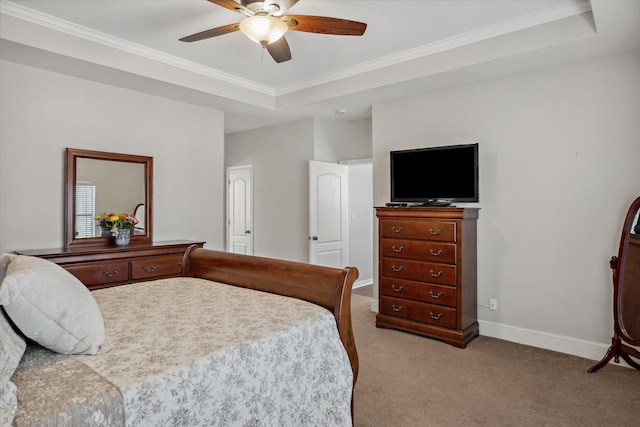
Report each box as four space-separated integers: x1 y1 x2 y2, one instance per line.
0 0 275 96
274 0 592 95
2 0 592 99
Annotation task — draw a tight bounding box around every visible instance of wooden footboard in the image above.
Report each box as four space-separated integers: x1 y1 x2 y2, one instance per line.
181 246 359 386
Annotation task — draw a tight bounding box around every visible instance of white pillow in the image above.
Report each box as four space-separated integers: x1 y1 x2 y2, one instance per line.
0 306 26 427
0 252 10 284
0 254 106 355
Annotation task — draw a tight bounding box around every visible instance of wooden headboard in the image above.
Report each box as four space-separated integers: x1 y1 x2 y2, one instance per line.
181 246 360 385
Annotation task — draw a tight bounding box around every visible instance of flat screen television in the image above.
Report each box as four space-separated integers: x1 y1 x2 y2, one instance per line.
390 143 479 205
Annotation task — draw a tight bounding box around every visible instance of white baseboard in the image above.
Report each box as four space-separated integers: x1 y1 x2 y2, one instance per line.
369 298 612 363
353 278 373 289
479 320 610 362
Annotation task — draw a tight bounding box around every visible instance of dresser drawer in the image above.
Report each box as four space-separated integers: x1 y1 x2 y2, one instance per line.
380 277 456 307
380 219 456 242
382 258 456 286
380 296 457 329
131 255 183 280
66 261 130 288
381 239 456 264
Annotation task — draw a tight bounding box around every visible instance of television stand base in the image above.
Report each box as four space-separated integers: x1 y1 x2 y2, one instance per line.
415 201 452 207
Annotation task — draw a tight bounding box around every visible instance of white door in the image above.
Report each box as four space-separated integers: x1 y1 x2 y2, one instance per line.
226 165 253 255
309 160 348 268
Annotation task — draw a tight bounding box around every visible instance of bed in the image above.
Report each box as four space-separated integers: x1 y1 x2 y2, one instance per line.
0 246 359 426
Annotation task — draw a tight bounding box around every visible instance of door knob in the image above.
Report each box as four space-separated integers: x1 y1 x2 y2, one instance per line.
245 230 251 234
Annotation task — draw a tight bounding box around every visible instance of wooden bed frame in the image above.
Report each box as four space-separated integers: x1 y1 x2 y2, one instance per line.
181 245 360 392
7 246 360 426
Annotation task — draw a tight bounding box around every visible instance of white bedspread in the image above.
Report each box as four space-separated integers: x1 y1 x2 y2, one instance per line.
81 277 353 426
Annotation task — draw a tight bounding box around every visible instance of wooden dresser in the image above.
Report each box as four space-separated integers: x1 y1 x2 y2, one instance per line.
16 240 205 291
375 207 479 348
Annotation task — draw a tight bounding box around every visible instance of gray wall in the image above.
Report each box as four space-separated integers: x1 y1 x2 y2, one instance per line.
225 119 315 262
0 59 225 252
314 118 373 162
225 117 374 280
372 50 640 359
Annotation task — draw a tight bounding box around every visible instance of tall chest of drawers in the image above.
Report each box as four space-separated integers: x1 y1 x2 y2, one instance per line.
375 207 479 348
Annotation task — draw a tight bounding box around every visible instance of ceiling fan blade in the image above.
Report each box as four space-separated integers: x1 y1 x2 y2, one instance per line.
283 15 367 36
179 23 240 42
207 0 249 15
266 36 292 63
264 0 299 16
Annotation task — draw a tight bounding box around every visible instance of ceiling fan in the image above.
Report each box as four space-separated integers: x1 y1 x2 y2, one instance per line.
180 0 367 63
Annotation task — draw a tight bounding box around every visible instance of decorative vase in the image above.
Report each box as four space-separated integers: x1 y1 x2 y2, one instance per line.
100 226 113 237
115 229 131 247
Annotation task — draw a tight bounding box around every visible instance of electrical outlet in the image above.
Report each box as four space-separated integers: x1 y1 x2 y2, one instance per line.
489 298 498 311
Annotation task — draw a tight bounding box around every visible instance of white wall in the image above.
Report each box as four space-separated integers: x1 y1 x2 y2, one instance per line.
337 119 373 161
225 119 315 262
372 50 640 360
0 59 225 253
347 162 374 287
314 118 373 162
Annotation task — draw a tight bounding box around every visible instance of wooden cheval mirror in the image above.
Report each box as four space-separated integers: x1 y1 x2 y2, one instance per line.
589 196 640 372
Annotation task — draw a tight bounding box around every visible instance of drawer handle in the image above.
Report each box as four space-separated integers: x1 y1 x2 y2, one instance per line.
391 226 404 233
391 265 404 272
102 269 118 278
142 265 157 273
429 269 443 278
429 311 443 320
392 304 404 312
391 245 404 253
391 284 404 292
429 227 443 235
429 249 443 256
429 290 443 299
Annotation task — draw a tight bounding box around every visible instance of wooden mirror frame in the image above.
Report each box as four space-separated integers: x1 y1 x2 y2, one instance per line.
65 148 153 247
588 196 640 372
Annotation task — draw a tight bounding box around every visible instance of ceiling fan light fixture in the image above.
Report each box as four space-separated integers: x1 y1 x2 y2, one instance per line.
239 15 288 45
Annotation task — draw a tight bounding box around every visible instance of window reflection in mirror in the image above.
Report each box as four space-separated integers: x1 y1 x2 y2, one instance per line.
75 181 97 238
75 158 145 239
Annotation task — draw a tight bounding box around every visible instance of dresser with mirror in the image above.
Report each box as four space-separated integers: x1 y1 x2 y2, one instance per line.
16 148 204 290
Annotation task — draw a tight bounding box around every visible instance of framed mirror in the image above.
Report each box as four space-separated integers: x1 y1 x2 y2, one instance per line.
65 148 153 247
619 202 640 346
589 196 640 372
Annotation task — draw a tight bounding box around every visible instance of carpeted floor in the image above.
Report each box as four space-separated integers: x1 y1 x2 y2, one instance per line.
350 294 639 427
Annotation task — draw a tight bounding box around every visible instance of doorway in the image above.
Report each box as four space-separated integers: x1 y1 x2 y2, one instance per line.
308 160 349 268
308 159 373 288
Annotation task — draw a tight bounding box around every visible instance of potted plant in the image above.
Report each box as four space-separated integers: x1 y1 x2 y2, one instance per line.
95 212 138 246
